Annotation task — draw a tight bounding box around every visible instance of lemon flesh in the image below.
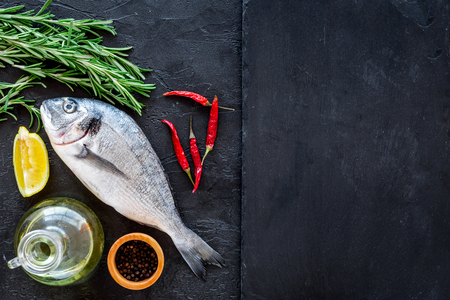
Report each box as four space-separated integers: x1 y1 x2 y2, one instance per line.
13 126 50 197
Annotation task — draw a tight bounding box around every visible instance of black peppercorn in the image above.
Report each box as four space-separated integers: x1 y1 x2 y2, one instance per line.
115 240 158 282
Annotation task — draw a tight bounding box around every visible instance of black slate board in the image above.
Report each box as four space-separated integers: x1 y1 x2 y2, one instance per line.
0 1 241 299
242 0 450 299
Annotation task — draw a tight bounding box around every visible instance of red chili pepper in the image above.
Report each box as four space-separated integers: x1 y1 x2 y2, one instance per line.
164 91 210 106
189 116 202 193
163 91 234 111
202 95 218 164
161 119 194 185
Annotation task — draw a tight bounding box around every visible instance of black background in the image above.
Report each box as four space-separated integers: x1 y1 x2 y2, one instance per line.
242 0 450 299
1 0 450 299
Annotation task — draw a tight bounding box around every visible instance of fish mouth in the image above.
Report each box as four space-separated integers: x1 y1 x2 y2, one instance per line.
53 126 89 146
53 116 101 146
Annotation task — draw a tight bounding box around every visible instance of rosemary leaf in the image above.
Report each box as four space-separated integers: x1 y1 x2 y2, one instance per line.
36 0 53 16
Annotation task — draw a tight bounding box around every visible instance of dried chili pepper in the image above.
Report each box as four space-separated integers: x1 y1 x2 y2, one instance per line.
189 116 202 193
164 91 209 106
161 119 194 185
163 91 234 111
202 95 219 164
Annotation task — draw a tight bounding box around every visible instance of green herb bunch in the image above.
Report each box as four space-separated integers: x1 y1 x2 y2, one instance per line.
0 0 155 129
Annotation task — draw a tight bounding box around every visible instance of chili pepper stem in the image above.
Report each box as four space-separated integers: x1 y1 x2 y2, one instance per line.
184 168 195 186
201 146 213 165
205 102 235 111
189 116 195 140
219 106 234 111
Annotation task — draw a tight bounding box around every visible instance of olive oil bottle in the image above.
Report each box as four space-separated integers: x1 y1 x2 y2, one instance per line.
7 197 104 286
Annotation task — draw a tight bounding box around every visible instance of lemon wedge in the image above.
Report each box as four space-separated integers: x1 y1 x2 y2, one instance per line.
13 126 49 197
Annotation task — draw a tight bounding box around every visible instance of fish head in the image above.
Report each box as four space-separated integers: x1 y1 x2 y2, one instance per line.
40 97 101 145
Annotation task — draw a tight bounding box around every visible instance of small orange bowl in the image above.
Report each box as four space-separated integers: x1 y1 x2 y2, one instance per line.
107 233 164 290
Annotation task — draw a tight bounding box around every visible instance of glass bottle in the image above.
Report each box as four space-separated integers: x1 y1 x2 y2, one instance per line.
7 197 104 286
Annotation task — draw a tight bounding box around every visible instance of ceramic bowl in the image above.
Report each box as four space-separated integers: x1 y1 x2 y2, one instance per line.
107 233 164 290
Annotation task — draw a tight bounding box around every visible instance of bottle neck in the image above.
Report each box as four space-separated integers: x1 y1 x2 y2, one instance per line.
8 230 63 275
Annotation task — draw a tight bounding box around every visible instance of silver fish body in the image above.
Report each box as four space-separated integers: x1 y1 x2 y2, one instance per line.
40 97 224 278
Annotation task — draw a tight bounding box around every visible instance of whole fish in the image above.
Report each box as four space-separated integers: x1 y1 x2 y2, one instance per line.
40 97 225 279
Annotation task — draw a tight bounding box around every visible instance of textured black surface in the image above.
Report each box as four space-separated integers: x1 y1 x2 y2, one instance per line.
0 0 241 299
3 0 450 299
242 0 450 299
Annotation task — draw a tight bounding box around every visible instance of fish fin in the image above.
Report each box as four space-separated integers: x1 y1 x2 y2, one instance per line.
173 227 226 280
76 145 128 179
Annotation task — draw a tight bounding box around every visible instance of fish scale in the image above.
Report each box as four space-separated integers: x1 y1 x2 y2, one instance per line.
40 97 225 279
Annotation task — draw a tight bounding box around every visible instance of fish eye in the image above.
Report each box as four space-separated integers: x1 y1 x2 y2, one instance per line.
63 99 77 113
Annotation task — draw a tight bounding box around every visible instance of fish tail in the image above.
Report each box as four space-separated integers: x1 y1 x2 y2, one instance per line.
172 227 226 280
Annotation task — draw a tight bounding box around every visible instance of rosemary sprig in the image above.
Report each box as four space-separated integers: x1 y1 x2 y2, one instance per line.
0 0 155 127
0 75 44 128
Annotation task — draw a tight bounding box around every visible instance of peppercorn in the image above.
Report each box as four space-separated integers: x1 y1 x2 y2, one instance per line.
115 240 158 282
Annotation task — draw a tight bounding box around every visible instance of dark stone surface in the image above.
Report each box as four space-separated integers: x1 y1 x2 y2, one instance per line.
3 0 450 299
242 0 450 299
0 1 241 299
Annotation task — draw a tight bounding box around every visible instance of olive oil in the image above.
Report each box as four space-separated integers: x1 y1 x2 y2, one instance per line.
8 198 104 286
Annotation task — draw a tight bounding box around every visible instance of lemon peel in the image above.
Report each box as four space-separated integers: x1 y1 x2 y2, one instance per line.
13 126 49 197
